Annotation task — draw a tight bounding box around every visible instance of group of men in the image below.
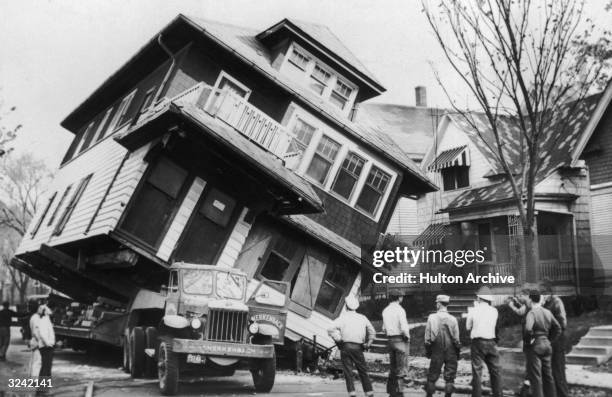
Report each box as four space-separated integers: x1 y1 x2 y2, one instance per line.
328 280 568 397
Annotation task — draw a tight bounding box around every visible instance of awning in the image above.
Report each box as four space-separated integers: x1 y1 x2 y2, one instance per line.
412 222 449 248
428 145 469 171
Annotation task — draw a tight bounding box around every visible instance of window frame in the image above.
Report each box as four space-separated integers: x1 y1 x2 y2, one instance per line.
305 134 341 186
441 165 470 191
47 185 72 227
75 121 96 155
212 71 252 100
314 259 358 318
30 192 57 237
355 165 392 216
330 151 366 201
106 89 137 135
288 48 310 71
92 107 114 143
256 235 306 285
53 174 93 236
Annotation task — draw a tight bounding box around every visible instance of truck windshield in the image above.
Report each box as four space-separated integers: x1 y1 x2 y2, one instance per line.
182 269 213 295
216 272 245 300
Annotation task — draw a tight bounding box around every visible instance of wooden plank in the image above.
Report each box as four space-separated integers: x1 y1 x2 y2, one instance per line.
87 250 138 269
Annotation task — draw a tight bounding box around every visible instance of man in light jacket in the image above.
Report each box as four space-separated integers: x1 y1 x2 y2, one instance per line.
28 307 42 377
382 293 410 397
32 305 55 377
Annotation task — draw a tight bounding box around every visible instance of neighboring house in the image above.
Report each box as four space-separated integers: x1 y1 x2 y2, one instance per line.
572 81 612 294
416 96 600 295
357 87 444 236
12 15 435 354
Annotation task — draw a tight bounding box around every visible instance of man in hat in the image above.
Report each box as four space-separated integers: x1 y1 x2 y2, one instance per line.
328 295 376 397
382 293 410 397
466 286 503 397
539 279 568 397
424 295 461 397
523 287 561 397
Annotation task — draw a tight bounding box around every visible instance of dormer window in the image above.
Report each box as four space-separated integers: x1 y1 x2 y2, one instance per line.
330 80 353 110
428 145 470 191
310 64 332 95
289 49 310 70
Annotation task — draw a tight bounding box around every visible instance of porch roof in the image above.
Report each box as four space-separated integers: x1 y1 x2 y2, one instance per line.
413 222 449 247
115 101 324 215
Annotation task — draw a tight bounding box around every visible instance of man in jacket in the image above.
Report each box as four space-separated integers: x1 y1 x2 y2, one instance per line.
32 305 55 377
523 288 561 397
328 295 376 397
382 293 410 397
540 279 568 397
424 295 460 397
466 286 503 397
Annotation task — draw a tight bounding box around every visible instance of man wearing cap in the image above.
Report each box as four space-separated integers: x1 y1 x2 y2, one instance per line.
466 286 503 397
328 295 376 397
539 279 568 397
382 293 410 397
523 288 561 397
424 295 461 397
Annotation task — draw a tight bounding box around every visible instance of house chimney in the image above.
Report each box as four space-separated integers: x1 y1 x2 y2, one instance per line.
415 86 427 107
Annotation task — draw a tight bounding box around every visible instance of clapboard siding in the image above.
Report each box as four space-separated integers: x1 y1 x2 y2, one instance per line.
217 208 252 268
157 177 207 261
16 137 150 254
591 185 612 290
387 197 418 235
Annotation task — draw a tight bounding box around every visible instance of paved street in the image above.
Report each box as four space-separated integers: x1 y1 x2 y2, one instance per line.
0 328 439 396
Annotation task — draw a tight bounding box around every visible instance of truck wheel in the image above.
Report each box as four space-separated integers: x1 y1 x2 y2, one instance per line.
122 335 130 373
158 340 179 396
144 327 158 378
130 327 145 378
251 350 276 392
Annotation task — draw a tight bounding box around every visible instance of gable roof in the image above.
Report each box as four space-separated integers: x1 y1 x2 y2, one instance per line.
441 94 600 211
256 18 383 91
572 79 612 164
356 103 442 161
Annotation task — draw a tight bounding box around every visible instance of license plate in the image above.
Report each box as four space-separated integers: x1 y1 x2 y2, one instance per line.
186 354 204 364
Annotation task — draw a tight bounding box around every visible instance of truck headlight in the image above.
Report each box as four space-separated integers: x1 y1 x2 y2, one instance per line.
248 322 259 334
190 318 202 329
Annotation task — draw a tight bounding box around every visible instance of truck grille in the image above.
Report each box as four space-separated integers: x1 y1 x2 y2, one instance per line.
206 309 248 343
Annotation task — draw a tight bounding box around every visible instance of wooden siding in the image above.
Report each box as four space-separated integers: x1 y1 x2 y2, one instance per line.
387 197 418 236
17 137 150 255
157 177 207 261
217 208 253 268
583 106 612 185
590 185 612 293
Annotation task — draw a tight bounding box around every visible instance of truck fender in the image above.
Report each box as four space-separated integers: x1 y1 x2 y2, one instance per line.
162 315 189 329
256 323 280 339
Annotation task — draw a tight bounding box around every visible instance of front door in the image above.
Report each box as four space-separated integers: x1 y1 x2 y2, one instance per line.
172 187 240 265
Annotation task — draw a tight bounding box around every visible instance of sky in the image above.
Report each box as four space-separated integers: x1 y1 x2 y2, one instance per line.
0 0 610 167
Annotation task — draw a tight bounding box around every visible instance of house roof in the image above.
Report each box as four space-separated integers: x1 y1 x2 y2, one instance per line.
115 100 324 215
442 95 601 211
356 103 443 161
256 18 383 91
572 79 612 164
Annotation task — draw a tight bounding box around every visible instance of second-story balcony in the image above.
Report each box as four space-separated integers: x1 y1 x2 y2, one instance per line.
168 83 295 162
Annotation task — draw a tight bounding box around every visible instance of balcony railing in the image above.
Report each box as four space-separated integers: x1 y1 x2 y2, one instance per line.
171 83 294 160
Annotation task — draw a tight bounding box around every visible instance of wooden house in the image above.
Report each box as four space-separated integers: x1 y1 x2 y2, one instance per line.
12 15 435 354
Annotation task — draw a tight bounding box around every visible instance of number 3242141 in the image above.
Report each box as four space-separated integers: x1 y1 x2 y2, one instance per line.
8 378 53 389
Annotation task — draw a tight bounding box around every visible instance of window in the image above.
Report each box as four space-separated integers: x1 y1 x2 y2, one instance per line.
106 89 137 134
288 49 310 70
54 174 92 235
477 223 493 261
259 236 304 282
93 108 113 142
331 152 365 200
315 261 357 316
120 157 189 247
309 64 331 95
47 185 72 227
76 122 96 154
330 79 353 110
137 88 157 116
356 166 391 215
441 166 470 191
173 188 239 264
287 118 316 160
306 135 340 184
216 72 251 99
30 192 57 237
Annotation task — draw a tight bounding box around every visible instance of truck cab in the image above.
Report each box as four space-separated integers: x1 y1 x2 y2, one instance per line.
125 263 288 395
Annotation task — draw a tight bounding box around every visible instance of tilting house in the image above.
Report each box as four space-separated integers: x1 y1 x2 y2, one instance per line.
415 97 600 296
12 14 435 355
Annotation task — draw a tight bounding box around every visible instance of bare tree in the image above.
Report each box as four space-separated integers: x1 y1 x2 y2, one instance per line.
0 153 52 303
0 95 22 156
422 0 610 279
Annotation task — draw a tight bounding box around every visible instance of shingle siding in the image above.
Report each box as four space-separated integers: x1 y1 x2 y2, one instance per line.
583 107 612 185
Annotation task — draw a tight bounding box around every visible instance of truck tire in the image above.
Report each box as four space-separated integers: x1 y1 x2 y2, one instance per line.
122 335 130 373
251 349 276 393
144 327 158 378
158 340 179 396
130 327 145 378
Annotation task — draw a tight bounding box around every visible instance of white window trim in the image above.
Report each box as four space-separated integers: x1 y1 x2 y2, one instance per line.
107 89 137 134
92 107 113 143
75 121 95 154
212 71 252 100
285 104 396 221
281 42 358 116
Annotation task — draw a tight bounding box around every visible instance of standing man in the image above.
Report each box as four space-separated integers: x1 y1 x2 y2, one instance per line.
382 293 410 397
424 295 460 397
540 279 568 397
328 295 376 397
466 286 503 397
523 288 561 397
33 305 55 377
0 301 19 361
